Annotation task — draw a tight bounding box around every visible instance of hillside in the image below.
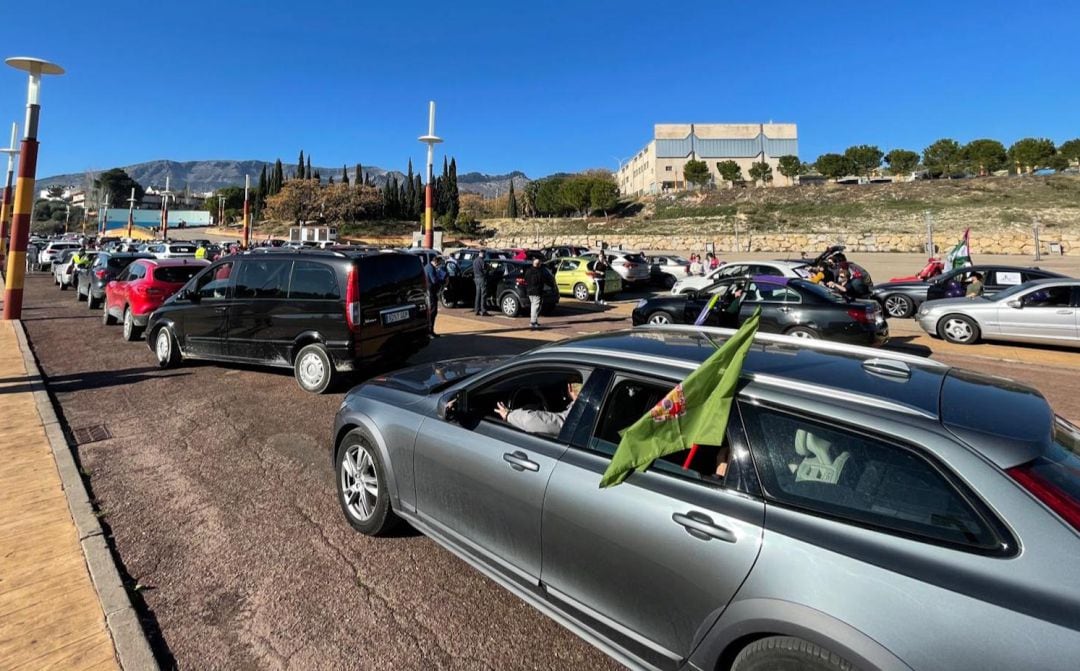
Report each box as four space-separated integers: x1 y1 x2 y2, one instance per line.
37 159 531 195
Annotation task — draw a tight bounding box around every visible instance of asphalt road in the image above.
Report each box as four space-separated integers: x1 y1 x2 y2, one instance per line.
13 267 1080 670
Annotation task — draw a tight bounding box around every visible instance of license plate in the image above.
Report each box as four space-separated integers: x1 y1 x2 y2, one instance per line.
381 307 412 325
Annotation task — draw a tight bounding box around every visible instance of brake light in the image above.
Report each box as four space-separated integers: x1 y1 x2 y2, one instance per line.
94 270 107 279
345 266 360 332
1007 462 1080 532
847 307 872 324
515 277 526 286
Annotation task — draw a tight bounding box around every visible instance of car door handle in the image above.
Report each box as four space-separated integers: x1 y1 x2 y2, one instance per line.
778 306 791 313
672 511 736 543
502 451 539 472
214 306 228 312
1057 310 1074 315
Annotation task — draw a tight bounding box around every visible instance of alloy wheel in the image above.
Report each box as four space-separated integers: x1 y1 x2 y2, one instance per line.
648 313 671 325
884 295 912 318
943 318 973 342
340 444 379 522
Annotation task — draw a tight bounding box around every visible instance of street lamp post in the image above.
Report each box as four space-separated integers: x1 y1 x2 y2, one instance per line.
3 57 64 320
126 187 137 239
0 122 18 271
418 101 443 250
159 176 171 240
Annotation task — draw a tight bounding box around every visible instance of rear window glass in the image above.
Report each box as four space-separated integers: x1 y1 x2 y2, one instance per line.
107 256 137 269
154 266 204 284
791 279 847 303
358 254 423 294
235 260 291 299
168 245 196 254
290 261 340 300
622 253 647 263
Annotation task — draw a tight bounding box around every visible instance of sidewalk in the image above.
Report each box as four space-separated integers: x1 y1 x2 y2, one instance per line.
0 320 119 669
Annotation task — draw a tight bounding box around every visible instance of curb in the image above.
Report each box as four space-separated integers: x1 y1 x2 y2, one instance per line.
12 321 159 671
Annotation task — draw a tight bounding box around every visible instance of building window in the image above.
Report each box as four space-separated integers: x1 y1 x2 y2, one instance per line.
665 166 672 172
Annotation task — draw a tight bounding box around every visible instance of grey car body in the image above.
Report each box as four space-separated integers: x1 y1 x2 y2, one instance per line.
331 326 1080 671
917 278 1080 346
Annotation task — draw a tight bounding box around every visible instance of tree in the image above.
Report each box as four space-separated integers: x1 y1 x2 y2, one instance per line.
1008 137 1056 174
962 139 1007 176
715 160 742 183
922 138 963 178
589 178 618 216
297 150 305 180
884 149 919 176
255 165 268 219
534 176 566 215
354 163 363 187
843 145 884 177
748 161 773 185
1047 154 1070 172
776 155 802 184
46 185 66 199
272 159 284 195
405 159 416 219
306 156 314 181
558 175 592 216
814 153 854 180
1059 139 1080 164
95 168 145 210
506 180 518 218
682 159 711 188
447 157 460 221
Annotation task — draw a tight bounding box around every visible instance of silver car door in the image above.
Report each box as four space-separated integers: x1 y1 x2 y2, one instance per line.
1001 284 1076 342
540 374 763 663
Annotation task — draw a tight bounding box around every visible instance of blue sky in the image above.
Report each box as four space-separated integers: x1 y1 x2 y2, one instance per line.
2 0 1078 180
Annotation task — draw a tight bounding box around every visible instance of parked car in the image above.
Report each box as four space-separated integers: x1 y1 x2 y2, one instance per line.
447 248 511 264
671 259 811 294
331 325 1080 671
146 251 431 393
144 242 198 259
551 256 622 301
633 275 888 346
37 241 81 270
102 258 209 341
917 278 1080 346
76 252 155 309
595 250 651 287
400 248 443 267
872 265 1065 318
648 255 692 289
441 259 559 317
542 245 591 261
53 250 97 290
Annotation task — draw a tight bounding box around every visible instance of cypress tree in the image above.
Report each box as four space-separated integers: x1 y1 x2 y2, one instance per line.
297 150 305 180
436 157 450 215
405 160 416 218
272 159 284 194
507 179 518 218
383 176 399 218
341 164 349 186
354 163 363 188
306 156 313 181
448 157 460 221
257 165 268 207
413 174 423 217
328 175 334 185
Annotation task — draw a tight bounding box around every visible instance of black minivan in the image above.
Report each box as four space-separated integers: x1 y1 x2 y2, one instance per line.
145 251 431 393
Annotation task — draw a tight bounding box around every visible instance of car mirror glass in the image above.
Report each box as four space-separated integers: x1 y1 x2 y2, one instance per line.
438 390 464 422
1007 299 1022 309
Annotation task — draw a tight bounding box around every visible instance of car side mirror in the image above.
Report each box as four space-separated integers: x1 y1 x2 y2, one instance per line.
1007 299 1022 309
437 390 465 422
182 288 200 302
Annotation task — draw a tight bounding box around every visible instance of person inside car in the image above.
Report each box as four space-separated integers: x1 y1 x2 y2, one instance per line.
495 382 582 436
965 272 985 298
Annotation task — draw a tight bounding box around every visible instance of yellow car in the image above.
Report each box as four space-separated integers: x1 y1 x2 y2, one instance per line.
552 256 623 301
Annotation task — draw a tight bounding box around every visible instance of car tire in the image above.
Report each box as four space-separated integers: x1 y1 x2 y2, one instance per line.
883 293 914 318
59 279 67 291
53 274 59 286
336 429 401 536
293 343 335 394
573 282 590 301
122 307 142 342
153 326 180 368
647 310 675 325
731 635 855 671
500 293 521 317
439 289 455 308
87 292 101 309
76 282 85 301
102 302 117 325
938 314 980 345
786 326 819 339
662 274 677 289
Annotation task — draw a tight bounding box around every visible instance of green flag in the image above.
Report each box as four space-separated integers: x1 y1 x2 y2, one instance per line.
599 308 761 488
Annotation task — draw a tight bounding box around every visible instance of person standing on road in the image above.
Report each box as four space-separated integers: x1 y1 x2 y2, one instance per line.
195 244 207 260
472 253 490 316
592 256 609 305
524 257 548 329
424 256 448 337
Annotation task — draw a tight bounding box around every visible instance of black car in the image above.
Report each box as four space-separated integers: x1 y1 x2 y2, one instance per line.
542 245 591 261
872 265 1066 318
145 251 430 393
76 252 155 308
447 248 511 264
631 275 888 346
441 259 559 317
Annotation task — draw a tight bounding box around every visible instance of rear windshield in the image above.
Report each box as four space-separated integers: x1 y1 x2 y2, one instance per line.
358 254 423 294
107 256 138 270
791 279 847 303
621 253 647 264
154 266 203 283
168 245 196 254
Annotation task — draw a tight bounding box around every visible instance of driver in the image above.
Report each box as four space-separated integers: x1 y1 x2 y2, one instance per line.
495 382 582 436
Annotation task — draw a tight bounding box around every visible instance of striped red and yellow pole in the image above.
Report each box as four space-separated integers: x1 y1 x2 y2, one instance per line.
242 174 250 249
0 123 17 273
2 135 39 320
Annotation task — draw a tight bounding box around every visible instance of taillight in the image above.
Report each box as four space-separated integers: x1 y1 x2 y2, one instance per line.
847 307 872 324
94 270 107 279
1007 462 1080 532
345 266 360 332
515 277 527 286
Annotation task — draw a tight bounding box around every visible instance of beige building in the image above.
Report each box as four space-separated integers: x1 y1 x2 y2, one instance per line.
616 123 799 195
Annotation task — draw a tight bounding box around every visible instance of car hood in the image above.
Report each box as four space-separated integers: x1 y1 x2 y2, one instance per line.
363 356 506 395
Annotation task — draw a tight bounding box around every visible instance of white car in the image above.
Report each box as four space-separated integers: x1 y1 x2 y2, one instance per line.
37 241 81 270
590 249 651 286
146 242 198 259
671 259 811 294
648 255 692 288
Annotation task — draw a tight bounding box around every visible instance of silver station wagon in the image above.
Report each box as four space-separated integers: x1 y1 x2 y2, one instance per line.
331 326 1080 671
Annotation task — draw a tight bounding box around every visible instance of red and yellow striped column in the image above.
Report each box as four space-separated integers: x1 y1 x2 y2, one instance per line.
2 136 39 319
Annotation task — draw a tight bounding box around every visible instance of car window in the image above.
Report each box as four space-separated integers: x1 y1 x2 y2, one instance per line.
717 264 748 278
358 254 423 295
740 404 999 550
235 259 291 299
154 265 203 284
289 261 340 300
991 270 1023 286
744 281 799 303
467 368 588 439
115 267 132 281
169 244 196 254
195 262 233 300
590 377 731 482
1021 285 1072 308
107 256 135 270
128 264 147 280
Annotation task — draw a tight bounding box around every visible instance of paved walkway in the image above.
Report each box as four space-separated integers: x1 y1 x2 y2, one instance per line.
0 320 119 670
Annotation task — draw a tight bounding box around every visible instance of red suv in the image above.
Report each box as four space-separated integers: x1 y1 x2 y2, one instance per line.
103 258 209 341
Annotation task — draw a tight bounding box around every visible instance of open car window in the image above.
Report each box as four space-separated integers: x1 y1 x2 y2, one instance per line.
467 367 590 440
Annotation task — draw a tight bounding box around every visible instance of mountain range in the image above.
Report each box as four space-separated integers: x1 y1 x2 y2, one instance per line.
36 160 530 198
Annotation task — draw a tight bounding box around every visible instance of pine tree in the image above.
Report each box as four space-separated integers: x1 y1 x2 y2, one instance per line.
405 160 416 218
314 169 321 183
306 156 313 181
257 165 268 208
297 150 305 180
448 157 460 221
341 164 349 186
507 179 518 218
413 174 423 218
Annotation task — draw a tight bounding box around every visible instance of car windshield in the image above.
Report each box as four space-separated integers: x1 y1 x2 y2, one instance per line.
791 279 848 303
106 257 135 269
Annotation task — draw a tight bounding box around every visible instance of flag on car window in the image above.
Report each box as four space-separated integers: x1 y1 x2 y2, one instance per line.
599 308 761 488
946 228 972 269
